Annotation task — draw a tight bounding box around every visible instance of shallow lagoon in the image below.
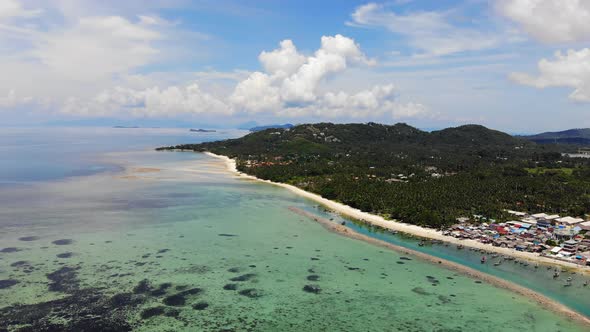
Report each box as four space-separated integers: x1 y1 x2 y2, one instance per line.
0 151 586 331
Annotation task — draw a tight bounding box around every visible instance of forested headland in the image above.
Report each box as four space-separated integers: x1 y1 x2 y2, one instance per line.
158 123 590 228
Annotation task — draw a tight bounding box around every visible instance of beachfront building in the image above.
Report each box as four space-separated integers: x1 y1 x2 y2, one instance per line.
580 221 590 231
446 210 590 265
563 239 579 253
556 216 585 226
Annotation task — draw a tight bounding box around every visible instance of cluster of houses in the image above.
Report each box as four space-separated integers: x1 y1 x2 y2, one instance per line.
444 211 590 266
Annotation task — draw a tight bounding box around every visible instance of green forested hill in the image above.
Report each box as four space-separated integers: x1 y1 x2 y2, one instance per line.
523 128 590 145
158 123 590 228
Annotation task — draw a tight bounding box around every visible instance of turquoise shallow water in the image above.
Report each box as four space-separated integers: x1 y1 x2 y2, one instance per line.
307 208 590 318
0 150 587 331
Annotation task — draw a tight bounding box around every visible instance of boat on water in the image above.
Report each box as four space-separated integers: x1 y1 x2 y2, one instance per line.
457 244 464 249
494 261 502 266
481 256 487 264
553 271 560 279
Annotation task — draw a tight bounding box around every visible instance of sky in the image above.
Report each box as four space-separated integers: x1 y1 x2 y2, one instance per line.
0 0 589 132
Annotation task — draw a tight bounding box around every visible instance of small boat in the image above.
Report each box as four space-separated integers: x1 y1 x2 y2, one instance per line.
583 281 588 287
481 256 487 264
492 254 499 258
457 245 464 250
418 241 425 247
494 261 502 266
553 271 560 279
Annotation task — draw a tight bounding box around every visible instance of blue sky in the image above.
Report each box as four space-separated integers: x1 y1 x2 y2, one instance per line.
1 0 589 132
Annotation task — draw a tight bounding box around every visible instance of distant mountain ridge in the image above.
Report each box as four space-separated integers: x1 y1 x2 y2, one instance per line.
159 122 551 168
522 128 590 145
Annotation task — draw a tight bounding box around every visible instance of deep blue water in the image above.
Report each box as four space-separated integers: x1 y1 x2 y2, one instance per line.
0 127 245 184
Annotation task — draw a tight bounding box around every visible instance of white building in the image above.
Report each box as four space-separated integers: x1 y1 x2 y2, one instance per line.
555 216 585 225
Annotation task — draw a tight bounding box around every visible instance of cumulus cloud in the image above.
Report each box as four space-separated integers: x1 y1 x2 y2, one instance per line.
232 35 373 111
68 34 428 121
230 34 418 120
496 0 590 43
258 40 306 78
510 48 590 102
317 85 429 119
350 3 504 57
62 83 231 117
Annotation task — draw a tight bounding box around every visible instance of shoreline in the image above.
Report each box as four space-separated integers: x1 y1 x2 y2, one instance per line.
204 152 589 275
202 151 590 326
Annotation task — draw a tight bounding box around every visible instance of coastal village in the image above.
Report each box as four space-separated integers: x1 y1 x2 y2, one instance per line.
445 211 590 266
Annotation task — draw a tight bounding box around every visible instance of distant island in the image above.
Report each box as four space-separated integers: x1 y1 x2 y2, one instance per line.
249 123 294 132
190 129 217 133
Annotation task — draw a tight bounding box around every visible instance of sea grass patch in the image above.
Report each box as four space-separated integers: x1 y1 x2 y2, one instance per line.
46 266 80 293
18 236 40 241
133 279 153 294
230 273 256 282
52 239 74 246
411 287 429 295
0 247 21 253
303 285 321 294
0 279 19 289
140 306 166 319
192 301 209 310
223 283 238 290
238 288 262 298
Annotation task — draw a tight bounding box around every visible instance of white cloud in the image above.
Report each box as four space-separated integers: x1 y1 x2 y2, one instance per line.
510 48 590 102
0 2 430 124
0 89 32 108
63 83 231 117
258 40 306 78
496 0 590 43
231 35 380 112
228 35 428 120
350 2 503 57
317 85 429 119
230 72 281 113
0 0 41 21
32 15 162 81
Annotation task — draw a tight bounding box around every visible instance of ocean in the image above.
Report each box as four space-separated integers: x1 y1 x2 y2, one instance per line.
0 127 587 331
